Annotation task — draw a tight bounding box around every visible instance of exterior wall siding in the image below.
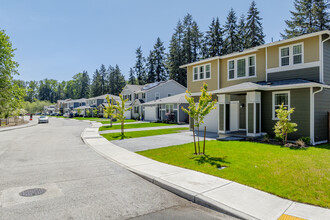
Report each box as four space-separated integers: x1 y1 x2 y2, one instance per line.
179 104 189 123
314 88 330 142
248 103 254 133
261 88 310 140
145 81 186 102
267 36 320 69
220 49 266 88
323 39 330 85
267 67 320 82
187 59 219 93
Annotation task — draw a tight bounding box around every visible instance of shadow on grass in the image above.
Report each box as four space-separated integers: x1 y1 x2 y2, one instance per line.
191 154 230 168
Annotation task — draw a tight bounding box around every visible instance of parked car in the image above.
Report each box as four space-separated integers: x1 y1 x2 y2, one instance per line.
38 116 49 123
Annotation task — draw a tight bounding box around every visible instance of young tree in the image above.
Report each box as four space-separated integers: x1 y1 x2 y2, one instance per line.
204 17 224 58
245 1 265 48
182 83 216 155
113 94 133 138
224 8 239 54
103 95 115 127
93 107 98 118
77 108 82 116
128 67 136 84
273 104 298 145
134 47 147 85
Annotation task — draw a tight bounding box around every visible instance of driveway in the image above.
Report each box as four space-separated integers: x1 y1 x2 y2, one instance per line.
111 131 218 152
0 117 232 219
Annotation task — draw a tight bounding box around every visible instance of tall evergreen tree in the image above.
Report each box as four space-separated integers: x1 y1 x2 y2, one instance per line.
107 65 116 94
245 1 265 48
167 20 187 86
146 50 156 83
99 64 107 95
224 8 239 54
134 47 147 85
81 70 90 98
237 14 247 51
312 0 330 31
153 37 168 81
128 68 136 84
90 69 102 97
113 65 126 95
204 17 224 58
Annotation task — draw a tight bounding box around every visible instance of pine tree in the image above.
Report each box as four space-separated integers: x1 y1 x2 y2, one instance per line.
182 14 202 63
167 20 187 86
134 47 147 85
113 65 126 95
90 69 102 97
128 68 136 84
204 17 224 58
146 50 156 83
99 64 107 94
224 8 239 54
81 71 90 98
245 1 265 48
312 0 330 31
153 37 168 81
107 65 115 94
237 14 247 51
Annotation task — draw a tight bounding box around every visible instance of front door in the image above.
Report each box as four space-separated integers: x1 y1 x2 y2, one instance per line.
230 101 239 132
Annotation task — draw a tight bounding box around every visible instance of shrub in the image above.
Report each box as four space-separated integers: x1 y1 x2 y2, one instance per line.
296 139 306 147
262 134 270 143
300 136 311 145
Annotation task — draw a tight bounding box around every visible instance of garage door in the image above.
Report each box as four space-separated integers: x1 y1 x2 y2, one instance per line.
144 106 157 121
124 110 131 119
198 105 218 133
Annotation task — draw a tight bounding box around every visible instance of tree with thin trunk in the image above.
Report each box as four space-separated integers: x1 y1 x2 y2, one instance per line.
103 95 115 127
274 104 298 145
113 94 132 139
182 83 216 155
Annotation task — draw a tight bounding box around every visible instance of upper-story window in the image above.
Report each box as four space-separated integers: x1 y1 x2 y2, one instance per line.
228 55 256 80
280 43 303 67
155 92 160 100
142 93 145 99
134 94 138 99
193 63 211 81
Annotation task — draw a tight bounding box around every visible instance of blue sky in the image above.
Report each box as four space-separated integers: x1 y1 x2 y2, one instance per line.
0 0 294 82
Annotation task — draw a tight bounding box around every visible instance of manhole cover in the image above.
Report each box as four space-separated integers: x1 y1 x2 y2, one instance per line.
19 188 47 197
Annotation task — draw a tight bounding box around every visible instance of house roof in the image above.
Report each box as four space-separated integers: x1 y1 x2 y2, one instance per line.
180 30 330 68
88 94 120 100
124 84 144 93
143 93 188 106
191 79 330 96
126 80 187 93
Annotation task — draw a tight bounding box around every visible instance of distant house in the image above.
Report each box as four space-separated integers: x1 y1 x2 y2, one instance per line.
142 93 189 123
121 80 187 120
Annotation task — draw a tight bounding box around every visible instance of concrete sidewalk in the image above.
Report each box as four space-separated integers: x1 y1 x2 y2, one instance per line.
0 119 38 132
82 124 330 220
99 124 189 134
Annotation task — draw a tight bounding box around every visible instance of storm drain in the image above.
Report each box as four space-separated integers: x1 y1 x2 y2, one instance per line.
19 188 47 197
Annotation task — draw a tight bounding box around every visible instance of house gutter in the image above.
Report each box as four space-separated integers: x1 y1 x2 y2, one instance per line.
310 87 324 145
320 35 330 83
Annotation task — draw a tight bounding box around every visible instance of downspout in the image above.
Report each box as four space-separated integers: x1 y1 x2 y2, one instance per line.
320 35 330 83
311 86 323 145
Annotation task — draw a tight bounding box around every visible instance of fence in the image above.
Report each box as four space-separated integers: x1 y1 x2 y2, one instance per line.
0 116 25 127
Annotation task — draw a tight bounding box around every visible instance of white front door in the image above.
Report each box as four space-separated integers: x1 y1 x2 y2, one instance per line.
230 101 239 132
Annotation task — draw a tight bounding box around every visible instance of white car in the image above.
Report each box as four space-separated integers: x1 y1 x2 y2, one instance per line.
38 116 49 123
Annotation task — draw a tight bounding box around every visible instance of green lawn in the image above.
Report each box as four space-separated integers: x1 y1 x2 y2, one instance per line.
101 127 189 141
73 117 136 124
137 141 330 208
99 122 176 131
100 119 136 124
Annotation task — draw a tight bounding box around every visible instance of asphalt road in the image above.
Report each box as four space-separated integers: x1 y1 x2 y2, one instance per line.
0 117 234 220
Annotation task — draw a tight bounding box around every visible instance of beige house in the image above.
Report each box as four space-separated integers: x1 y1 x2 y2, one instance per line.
180 30 330 145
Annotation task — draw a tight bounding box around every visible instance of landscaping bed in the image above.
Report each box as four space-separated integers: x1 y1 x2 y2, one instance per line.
101 127 189 140
137 140 330 208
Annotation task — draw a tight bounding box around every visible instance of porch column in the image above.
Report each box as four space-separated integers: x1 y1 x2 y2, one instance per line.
246 91 261 137
218 94 230 134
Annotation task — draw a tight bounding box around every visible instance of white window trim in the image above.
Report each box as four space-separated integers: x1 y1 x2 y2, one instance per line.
193 63 211 81
165 104 175 113
155 92 160 100
279 42 304 67
272 91 291 120
227 54 257 81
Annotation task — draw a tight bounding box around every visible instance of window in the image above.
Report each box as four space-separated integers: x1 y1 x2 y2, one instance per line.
281 47 290 66
293 44 302 64
128 94 132 101
193 67 198 80
280 43 303 67
229 60 235 79
134 106 139 114
272 91 290 120
165 104 174 113
248 56 255 76
142 93 145 99
155 92 160 100
134 94 138 99
237 59 246 78
168 93 174 97
193 63 211 81
228 55 256 80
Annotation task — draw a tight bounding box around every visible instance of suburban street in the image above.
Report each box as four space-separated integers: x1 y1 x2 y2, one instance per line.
0 118 233 220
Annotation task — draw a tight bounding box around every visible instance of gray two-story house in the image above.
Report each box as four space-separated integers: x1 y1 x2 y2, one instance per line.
180 30 330 145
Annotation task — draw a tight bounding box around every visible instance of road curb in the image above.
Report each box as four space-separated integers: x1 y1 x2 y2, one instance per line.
0 121 38 132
